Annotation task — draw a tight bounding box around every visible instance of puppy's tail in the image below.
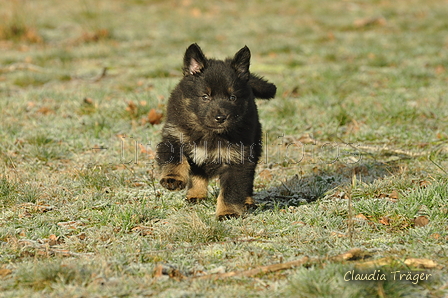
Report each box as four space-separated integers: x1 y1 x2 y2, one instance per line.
249 74 276 100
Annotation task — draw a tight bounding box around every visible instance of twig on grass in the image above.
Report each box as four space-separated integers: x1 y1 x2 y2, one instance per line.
154 248 440 281
193 256 312 280
155 248 367 281
194 248 367 280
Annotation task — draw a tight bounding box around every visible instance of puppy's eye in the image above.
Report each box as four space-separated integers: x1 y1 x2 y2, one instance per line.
201 94 210 101
229 95 237 101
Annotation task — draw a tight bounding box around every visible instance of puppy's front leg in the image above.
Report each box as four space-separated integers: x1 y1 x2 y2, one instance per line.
216 166 256 219
157 141 189 191
159 161 189 190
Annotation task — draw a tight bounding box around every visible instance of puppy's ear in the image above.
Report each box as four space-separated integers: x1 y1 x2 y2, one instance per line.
231 46 251 80
249 74 277 100
183 43 207 76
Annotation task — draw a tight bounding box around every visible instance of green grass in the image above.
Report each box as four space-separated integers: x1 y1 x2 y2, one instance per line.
1 0 448 297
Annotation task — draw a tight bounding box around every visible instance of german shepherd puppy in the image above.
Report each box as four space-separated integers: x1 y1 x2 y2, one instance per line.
157 43 276 219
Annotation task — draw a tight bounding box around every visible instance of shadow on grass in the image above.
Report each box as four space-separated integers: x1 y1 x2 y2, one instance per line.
254 160 402 210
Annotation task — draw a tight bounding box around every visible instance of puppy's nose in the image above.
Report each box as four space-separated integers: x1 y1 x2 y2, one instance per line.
214 114 228 124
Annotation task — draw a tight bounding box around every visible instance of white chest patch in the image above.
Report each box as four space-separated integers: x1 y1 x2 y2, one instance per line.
188 143 245 165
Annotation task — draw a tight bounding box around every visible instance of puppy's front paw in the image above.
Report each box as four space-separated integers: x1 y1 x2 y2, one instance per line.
160 176 187 190
185 196 206 204
216 199 244 220
217 213 240 221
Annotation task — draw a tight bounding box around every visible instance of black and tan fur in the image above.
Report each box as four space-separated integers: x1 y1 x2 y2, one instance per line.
156 43 276 219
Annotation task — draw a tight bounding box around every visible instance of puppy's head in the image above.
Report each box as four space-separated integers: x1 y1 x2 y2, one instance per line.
180 44 276 134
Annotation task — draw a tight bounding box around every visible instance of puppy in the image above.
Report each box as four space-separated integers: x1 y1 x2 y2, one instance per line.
156 43 276 219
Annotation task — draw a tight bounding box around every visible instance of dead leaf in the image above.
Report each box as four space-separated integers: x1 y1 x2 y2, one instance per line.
147 108 163 125
355 213 368 220
83 97 94 105
379 216 390 225
48 234 62 246
430 233 440 240
413 216 429 227
37 107 55 115
418 180 431 188
126 101 138 115
75 232 87 240
404 258 438 269
389 190 399 200
0 268 12 278
378 190 399 201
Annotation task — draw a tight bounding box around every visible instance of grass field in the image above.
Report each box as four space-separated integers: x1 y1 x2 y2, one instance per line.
1 0 448 297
